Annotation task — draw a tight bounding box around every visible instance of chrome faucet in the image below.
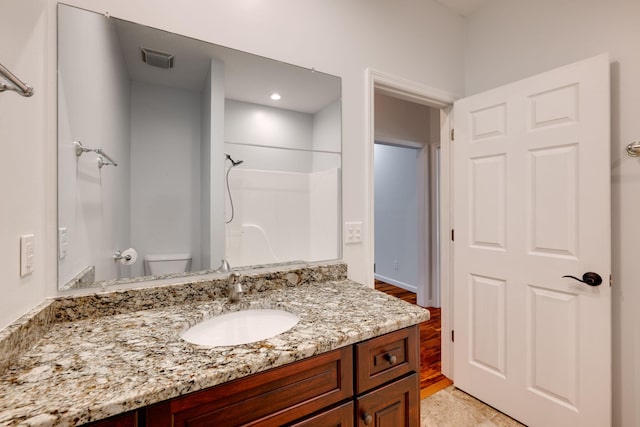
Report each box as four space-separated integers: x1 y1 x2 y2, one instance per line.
228 272 243 302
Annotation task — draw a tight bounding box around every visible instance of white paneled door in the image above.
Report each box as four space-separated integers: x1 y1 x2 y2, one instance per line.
452 54 611 427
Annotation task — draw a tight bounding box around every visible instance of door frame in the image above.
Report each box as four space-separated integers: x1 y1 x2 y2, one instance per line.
365 68 458 377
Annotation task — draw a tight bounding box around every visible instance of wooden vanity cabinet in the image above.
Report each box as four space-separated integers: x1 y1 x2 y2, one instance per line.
354 327 419 427
88 326 419 427
84 411 138 427
146 346 353 427
286 401 354 427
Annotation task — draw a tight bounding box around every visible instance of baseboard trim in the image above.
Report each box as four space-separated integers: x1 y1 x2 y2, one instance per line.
374 274 418 293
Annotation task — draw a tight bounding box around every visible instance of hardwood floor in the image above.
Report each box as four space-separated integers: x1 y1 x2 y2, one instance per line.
375 280 453 399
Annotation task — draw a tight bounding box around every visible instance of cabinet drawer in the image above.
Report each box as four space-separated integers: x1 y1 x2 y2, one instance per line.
356 374 419 427
287 401 354 427
147 346 353 427
355 326 418 393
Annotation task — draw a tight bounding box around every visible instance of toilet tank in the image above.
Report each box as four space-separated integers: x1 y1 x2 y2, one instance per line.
144 253 192 276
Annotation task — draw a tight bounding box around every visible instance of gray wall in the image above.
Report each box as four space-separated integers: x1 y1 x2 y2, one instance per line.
374 144 419 291
129 81 202 275
57 5 131 284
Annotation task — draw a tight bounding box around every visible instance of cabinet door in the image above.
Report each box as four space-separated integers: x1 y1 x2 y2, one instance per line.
356 374 418 427
287 401 354 427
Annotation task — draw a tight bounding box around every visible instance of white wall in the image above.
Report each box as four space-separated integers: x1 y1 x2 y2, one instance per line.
57 4 131 285
464 1 640 425
312 100 342 172
0 0 49 329
225 99 315 172
312 100 341 153
47 0 465 293
129 81 202 276
2 0 465 323
209 59 226 271
309 168 341 261
374 144 419 291
201 58 226 271
226 99 314 150
200 65 212 270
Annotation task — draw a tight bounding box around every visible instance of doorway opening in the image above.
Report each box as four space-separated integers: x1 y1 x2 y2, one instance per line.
366 69 456 400
372 91 450 398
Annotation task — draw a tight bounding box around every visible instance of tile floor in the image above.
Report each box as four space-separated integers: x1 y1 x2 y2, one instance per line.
421 386 525 427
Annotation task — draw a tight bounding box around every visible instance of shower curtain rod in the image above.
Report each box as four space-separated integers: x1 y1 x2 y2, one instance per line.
225 140 341 155
0 62 34 97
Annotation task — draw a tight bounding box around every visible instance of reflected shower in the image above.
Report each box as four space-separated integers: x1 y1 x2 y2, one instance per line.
225 153 244 224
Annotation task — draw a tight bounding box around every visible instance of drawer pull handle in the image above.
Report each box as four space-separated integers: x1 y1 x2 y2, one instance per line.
362 412 373 425
385 353 397 365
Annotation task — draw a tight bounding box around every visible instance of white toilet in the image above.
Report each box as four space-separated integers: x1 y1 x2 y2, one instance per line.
144 253 192 275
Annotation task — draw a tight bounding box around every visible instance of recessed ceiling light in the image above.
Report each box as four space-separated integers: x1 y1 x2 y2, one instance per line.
270 93 281 101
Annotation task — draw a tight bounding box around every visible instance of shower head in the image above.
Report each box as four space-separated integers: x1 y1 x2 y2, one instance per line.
225 153 244 167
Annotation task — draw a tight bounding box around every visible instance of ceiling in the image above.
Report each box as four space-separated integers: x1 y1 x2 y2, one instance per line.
101 2 486 114
435 0 491 16
112 18 341 114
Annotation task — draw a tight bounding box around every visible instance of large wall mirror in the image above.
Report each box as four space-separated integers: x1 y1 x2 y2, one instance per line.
57 4 342 290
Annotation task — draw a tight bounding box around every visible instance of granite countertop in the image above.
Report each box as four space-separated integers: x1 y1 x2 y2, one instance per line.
0 265 429 427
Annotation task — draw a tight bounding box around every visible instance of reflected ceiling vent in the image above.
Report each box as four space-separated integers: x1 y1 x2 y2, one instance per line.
141 47 174 69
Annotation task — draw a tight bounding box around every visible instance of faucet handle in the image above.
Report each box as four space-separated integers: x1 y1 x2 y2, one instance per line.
217 259 232 273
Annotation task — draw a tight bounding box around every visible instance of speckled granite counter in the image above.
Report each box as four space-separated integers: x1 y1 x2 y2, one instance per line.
0 264 429 426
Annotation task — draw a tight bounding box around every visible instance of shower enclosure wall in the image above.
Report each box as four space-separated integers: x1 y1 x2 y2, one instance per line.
222 100 341 268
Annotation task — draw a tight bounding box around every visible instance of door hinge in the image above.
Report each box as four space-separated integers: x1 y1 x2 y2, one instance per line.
450 128 455 141
451 229 455 241
610 274 613 287
451 330 455 342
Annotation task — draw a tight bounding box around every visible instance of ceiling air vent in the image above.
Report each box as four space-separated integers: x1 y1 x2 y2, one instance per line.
141 47 174 69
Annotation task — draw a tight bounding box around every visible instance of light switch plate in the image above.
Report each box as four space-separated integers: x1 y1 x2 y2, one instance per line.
58 227 68 259
344 221 363 244
20 234 35 277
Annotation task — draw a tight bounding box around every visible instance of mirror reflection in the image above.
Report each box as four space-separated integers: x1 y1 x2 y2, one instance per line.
57 4 342 290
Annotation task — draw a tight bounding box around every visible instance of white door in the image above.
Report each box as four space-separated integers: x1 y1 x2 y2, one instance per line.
452 54 611 427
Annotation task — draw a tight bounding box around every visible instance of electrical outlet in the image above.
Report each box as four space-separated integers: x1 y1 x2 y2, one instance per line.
58 227 68 260
20 234 35 277
393 260 399 271
344 221 363 244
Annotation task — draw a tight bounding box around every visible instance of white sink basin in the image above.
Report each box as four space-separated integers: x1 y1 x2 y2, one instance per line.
181 309 299 347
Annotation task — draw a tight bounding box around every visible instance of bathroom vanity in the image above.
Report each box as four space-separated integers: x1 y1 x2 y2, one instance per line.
93 326 418 427
0 263 429 426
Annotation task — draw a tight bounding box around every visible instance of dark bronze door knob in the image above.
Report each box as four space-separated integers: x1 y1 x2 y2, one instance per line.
562 272 603 286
